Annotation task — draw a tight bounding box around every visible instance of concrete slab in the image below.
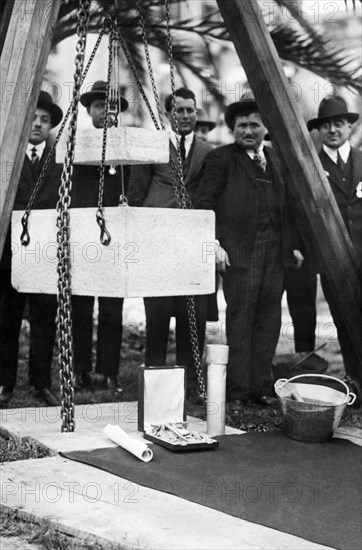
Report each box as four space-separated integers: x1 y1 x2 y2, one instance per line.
1 456 334 550
1 402 360 549
0 402 241 454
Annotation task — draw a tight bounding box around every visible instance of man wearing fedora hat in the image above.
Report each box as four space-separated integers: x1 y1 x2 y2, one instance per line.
195 108 216 143
197 95 300 406
308 95 362 387
0 91 63 406
70 81 129 394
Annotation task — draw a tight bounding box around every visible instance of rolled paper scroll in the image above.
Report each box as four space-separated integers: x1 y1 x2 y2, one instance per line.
103 424 153 462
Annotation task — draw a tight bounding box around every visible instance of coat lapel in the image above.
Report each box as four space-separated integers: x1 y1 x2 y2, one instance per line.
233 144 256 182
320 149 348 196
350 147 362 197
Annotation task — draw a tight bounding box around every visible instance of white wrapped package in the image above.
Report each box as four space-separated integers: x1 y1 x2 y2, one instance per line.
103 424 153 462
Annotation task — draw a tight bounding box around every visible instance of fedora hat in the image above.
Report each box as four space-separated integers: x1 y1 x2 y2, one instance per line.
307 96 359 131
37 90 63 127
224 93 259 130
80 80 129 112
196 108 216 131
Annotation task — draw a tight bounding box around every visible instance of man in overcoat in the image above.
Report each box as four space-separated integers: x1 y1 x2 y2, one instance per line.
0 91 63 406
127 88 212 401
197 96 300 406
70 81 129 393
308 95 362 391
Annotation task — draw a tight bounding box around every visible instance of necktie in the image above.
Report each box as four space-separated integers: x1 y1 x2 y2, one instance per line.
337 151 345 173
180 135 186 160
253 149 266 173
31 147 39 164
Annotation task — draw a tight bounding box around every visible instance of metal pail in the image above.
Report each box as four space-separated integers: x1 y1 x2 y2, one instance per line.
274 374 356 443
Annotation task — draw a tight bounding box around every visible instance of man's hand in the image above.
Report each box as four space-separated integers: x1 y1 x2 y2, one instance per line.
293 249 304 269
216 241 230 273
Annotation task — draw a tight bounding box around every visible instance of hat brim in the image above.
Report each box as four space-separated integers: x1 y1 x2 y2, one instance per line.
307 112 359 131
80 90 129 112
37 99 63 127
225 100 259 130
195 120 216 130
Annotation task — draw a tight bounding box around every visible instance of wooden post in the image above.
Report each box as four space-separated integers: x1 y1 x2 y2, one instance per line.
216 0 362 383
0 0 62 256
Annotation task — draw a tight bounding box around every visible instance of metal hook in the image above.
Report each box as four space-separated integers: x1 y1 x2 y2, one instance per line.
20 212 30 246
96 210 111 246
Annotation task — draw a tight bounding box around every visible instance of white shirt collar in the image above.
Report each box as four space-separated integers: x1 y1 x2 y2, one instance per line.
246 144 265 160
170 130 194 157
323 141 351 164
27 140 46 160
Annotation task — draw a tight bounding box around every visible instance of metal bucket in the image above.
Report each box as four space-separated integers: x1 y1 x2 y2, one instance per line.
275 374 356 443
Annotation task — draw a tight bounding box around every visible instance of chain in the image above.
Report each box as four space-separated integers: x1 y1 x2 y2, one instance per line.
165 0 206 402
21 19 109 246
137 0 165 130
56 0 91 432
96 19 117 246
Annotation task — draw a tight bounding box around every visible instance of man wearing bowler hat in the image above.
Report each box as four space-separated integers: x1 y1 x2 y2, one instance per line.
195 108 216 143
70 80 129 393
0 91 63 406
197 95 301 406
308 95 362 391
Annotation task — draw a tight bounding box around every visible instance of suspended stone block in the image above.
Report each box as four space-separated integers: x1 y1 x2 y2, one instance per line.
11 207 216 298
56 127 169 165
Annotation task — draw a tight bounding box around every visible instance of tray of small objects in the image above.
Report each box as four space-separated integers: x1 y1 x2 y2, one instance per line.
144 422 219 451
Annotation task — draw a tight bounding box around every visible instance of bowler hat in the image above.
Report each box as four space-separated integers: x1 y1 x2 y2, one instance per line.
80 80 129 111
196 108 216 131
307 96 359 131
224 94 259 130
37 91 63 127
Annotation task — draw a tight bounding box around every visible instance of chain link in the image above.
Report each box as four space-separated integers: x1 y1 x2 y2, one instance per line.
165 1 208 401
21 19 109 245
56 0 91 432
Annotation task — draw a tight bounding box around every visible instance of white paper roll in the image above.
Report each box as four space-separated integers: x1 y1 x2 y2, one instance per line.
207 362 227 437
103 424 153 462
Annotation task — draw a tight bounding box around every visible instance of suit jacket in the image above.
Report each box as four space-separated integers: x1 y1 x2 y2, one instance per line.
127 137 212 208
1 146 62 270
71 164 130 208
320 147 362 262
196 142 294 268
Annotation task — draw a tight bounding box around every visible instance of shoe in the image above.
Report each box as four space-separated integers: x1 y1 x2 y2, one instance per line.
104 376 123 394
0 386 14 406
34 387 59 406
73 372 92 391
251 395 279 407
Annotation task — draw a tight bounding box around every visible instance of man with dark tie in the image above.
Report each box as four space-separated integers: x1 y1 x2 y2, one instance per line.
307 95 362 394
197 95 301 406
0 91 63 406
127 87 212 402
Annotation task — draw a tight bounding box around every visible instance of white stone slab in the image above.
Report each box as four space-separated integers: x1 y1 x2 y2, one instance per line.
56 126 169 165
11 207 216 297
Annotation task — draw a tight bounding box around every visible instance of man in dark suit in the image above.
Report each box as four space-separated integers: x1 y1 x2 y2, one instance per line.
127 88 212 400
307 95 362 390
197 96 301 406
70 81 129 393
0 91 63 406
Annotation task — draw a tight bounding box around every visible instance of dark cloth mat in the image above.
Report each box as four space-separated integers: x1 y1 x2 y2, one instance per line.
61 431 361 550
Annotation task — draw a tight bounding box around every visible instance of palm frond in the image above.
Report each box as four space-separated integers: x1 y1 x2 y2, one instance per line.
53 1 362 99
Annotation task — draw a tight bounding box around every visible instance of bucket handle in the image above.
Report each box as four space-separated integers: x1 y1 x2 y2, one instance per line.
275 374 355 405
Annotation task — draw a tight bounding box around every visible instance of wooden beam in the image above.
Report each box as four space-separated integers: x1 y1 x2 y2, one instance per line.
0 0 16 56
0 0 62 255
216 0 362 384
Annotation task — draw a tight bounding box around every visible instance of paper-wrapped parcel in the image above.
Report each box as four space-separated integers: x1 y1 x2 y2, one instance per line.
103 424 153 462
